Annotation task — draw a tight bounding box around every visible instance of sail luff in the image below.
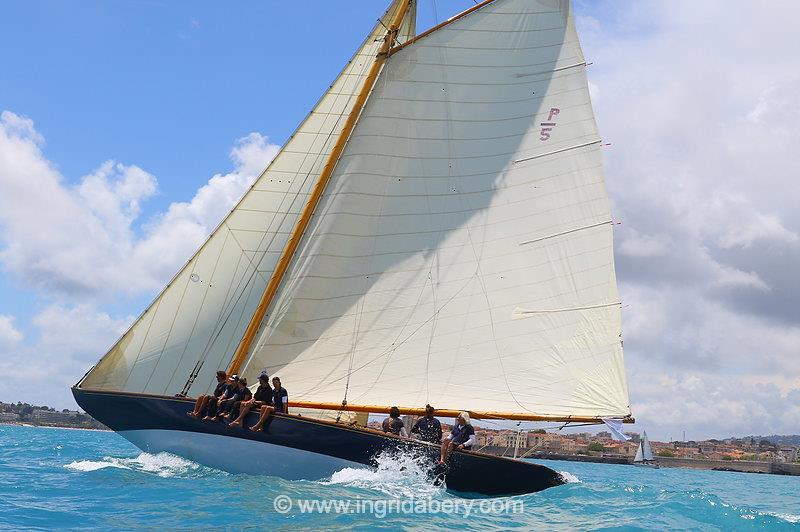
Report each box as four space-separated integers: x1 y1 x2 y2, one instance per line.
225 0 413 376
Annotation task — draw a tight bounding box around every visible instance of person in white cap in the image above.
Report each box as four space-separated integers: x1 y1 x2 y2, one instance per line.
439 411 475 463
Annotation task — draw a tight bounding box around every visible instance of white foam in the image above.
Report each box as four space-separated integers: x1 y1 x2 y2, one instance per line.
322 447 443 498
65 460 129 472
771 513 800 524
559 471 581 483
64 452 202 478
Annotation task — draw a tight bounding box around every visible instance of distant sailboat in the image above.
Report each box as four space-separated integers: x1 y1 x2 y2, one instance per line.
633 431 658 468
72 0 634 496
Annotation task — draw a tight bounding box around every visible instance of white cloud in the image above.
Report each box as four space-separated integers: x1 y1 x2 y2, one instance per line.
0 314 23 349
0 111 279 299
0 305 133 407
0 110 279 408
581 1 800 439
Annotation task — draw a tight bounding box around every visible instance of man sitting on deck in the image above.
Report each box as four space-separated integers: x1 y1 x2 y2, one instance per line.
411 404 442 443
439 412 475 464
202 375 239 421
249 377 288 432
187 370 227 419
382 406 408 438
218 377 252 421
229 373 272 429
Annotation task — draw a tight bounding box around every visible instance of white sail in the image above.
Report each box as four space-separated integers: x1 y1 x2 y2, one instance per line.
243 0 630 418
634 442 644 463
79 0 417 396
642 431 654 461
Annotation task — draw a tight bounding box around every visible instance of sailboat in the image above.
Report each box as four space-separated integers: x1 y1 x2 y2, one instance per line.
633 431 658 468
72 0 633 497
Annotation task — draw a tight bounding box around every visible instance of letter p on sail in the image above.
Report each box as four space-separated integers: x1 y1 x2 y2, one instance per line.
547 108 560 121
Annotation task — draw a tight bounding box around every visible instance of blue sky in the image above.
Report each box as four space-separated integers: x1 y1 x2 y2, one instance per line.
1 1 799 441
0 0 475 328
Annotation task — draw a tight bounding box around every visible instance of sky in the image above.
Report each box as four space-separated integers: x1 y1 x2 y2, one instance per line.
0 1 798 442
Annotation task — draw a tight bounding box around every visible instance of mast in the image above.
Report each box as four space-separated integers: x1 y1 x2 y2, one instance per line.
226 0 412 376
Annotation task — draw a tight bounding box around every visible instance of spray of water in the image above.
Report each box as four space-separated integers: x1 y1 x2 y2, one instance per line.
558 471 581 483
322 446 443 498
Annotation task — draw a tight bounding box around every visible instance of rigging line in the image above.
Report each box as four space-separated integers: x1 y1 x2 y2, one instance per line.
514 139 601 164
233 8 399 378
190 77 363 388
142 250 201 393
238 24 383 378
149 72 348 393
230 0 413 377
341 137 394 407
183 134 333 388
315 273 475 398
162 228 236 392
87 5 397 393
518 219 613 246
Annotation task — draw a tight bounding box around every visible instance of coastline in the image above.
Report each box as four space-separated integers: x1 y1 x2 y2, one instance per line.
523 452 800 477
0 421 110 432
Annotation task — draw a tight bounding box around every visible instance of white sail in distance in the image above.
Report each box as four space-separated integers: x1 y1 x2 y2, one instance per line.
642 431 654 461
634 442 644 463
243 0 631 419
79 0 417 396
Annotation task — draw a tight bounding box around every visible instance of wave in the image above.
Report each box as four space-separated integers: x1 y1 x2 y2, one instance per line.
64 452 209 478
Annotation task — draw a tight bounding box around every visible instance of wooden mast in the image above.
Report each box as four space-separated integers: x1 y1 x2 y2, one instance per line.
289 401 634 423
226 0 411 376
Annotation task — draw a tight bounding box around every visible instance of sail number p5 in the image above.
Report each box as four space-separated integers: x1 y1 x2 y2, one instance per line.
539 108 560 141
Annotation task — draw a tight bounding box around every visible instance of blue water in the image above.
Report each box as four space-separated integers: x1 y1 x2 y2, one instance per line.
1 425 798 530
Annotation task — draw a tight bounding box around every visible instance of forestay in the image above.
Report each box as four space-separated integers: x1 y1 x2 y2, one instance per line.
79 0 417 396
243 0 631 419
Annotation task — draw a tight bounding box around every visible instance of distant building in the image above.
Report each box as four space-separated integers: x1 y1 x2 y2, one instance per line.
30 410 80 424
0 412 18 422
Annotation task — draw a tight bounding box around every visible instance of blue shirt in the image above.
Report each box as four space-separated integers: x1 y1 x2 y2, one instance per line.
273 387 288 413
451 423 474 446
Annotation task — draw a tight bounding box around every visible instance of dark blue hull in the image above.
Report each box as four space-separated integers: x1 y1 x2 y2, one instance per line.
72 387 564 496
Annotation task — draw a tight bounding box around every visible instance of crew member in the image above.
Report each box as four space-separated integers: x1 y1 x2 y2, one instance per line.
439 412 475 463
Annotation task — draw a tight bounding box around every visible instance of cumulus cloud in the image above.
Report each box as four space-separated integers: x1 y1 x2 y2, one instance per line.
0 111 279 300
0 306 133 407
0 110 279 407
580 0 800 439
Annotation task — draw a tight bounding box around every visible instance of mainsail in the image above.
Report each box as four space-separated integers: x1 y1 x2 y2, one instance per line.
79 0 417 396
240 0 630 419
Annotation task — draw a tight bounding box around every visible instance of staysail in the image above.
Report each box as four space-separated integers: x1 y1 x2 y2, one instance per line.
79 0 417 396
241 0 631 419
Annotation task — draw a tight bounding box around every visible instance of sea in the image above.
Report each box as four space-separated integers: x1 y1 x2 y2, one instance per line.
0 425 797 530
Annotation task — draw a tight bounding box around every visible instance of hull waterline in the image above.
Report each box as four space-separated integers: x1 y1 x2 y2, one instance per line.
72 387 564 496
